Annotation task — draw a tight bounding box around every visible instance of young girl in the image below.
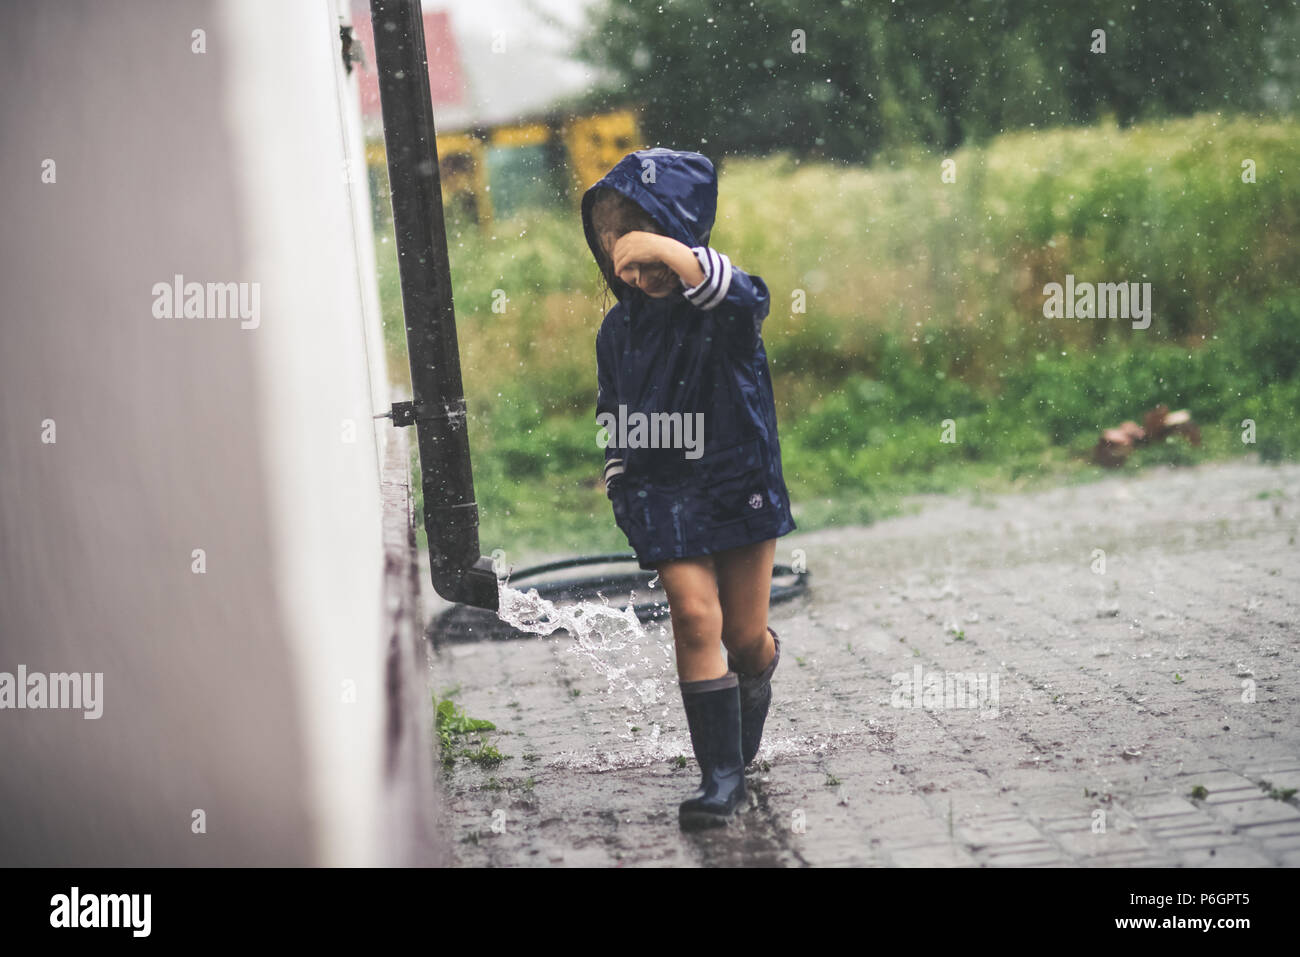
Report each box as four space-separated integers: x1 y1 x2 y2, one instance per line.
581 148 796 829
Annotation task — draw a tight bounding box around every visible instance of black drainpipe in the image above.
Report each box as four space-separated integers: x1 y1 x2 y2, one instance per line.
369 0 498 611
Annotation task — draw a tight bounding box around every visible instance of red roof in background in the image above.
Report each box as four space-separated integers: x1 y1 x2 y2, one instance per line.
352 3 466 118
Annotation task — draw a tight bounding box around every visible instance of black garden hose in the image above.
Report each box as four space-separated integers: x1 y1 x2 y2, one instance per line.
427 553 810 644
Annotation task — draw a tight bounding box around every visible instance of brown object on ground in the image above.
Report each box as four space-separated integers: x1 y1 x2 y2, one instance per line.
1093 405 1201 468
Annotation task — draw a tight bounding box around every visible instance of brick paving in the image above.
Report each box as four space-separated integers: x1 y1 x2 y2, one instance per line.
424 461 1300 866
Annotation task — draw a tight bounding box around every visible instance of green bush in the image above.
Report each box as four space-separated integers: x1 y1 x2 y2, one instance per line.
376 115 1300 558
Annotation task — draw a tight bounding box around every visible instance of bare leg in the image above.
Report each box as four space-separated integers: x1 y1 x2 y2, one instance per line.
715 538 777 675
656 554 727 682
717 538 774 670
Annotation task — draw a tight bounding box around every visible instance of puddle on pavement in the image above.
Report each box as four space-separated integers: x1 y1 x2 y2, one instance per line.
496 579 677 767
495 580 881 772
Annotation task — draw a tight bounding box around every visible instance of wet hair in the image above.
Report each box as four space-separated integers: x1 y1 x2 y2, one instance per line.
588 187 676 304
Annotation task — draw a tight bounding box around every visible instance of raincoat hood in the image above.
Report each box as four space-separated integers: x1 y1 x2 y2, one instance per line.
581 148 718 302
588 149 795 569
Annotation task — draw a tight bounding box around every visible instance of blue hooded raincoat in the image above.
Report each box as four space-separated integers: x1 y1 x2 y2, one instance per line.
582 148 796 570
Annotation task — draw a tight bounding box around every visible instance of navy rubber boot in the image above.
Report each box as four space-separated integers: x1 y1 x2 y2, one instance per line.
678 673 747 830
727 627 780 767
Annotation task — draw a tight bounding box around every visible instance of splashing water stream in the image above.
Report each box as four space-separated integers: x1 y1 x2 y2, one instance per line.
493 579 876 772
495 578 685 769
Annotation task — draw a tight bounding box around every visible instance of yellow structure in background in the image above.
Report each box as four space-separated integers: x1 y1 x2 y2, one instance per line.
562 110 641 198
434 132 490 226
366 109 642 229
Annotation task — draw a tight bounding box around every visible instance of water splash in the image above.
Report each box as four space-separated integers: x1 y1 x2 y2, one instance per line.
547 727 889 773
495 578 679 761
493 579 874 773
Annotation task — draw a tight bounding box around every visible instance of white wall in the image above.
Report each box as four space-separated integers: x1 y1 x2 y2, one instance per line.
0 0 439 865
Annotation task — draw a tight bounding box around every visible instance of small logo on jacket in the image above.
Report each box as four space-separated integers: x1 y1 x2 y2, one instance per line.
748 493 763 509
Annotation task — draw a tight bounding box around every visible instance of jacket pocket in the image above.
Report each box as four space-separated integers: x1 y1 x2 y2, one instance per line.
702 439 769 527
705 436 766 476
611 482 650 544
609 480 629 528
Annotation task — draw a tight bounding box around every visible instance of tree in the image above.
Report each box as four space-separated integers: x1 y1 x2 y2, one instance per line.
570 0 1298 162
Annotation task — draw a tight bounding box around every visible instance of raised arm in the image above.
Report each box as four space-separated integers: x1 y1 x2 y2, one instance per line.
679 246 770 352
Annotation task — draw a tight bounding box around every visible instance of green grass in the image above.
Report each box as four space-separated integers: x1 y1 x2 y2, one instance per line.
433 695 507 770
1259 780 1299 802
372 113 1300 562
462 744 507 769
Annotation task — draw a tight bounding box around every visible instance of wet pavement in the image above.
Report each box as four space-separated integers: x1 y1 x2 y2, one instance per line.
424 461 1300 866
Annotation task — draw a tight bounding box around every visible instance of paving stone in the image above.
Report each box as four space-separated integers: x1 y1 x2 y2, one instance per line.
1234 821 1300 839
1039 815 1099 834
1177 845 1274 867
1127 793 1204 819
888 844 978 867
1145 815 1220 834
984 846 1071 866
1054 828 1152 857
1209 799 1300 827
1203 786 1271 805
1086 851 1179 867
958 817 1045 847
1161 831 1239 850
425 462 1300 867
1243 769 1300 790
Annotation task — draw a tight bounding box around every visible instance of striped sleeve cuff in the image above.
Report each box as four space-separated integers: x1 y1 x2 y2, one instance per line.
603 457 624 484
680 246 732 310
